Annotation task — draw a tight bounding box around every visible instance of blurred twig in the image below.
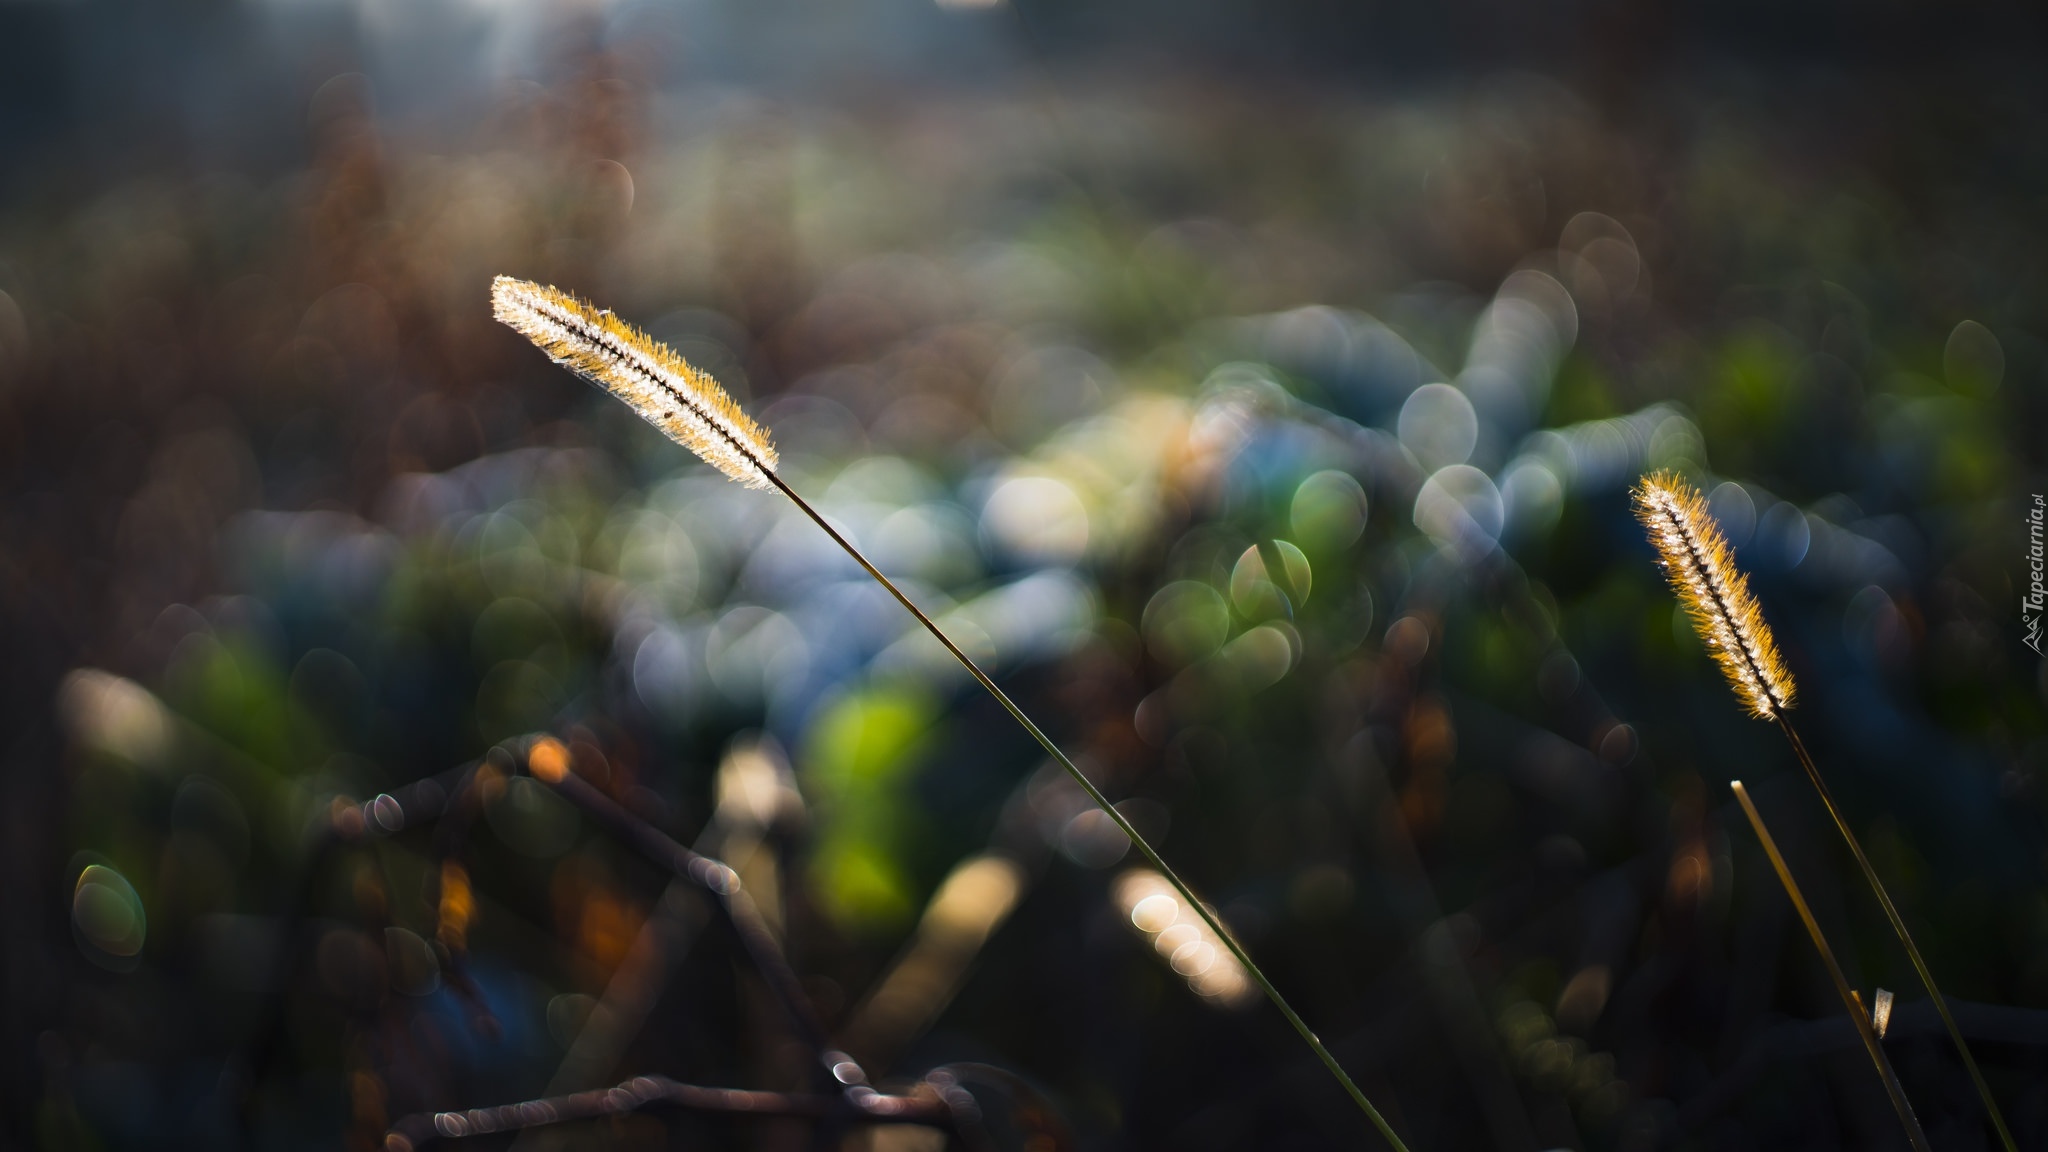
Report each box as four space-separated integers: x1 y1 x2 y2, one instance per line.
524 879 704 1096
524 752 846 1086
382 1072 958 1150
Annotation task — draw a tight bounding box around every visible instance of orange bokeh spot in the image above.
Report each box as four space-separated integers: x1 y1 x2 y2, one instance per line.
529 736 571 784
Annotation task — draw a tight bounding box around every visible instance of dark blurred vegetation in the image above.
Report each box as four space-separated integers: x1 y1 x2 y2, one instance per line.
3 1 2047 1149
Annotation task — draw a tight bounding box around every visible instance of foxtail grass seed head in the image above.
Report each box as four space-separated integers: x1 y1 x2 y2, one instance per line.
491 276 778 489
1634 471 1795 719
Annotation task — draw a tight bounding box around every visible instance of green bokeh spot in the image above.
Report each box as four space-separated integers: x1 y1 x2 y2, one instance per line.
167 635 291 769
803 686 938 797
810 837 915 928
801 685 941 931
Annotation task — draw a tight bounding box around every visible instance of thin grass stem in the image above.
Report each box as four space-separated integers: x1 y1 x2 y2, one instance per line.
763 469 1411 1152
1771 717 2017 1152
1730 781 1931 1152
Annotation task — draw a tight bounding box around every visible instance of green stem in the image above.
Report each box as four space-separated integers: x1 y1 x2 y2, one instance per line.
1773 715 2016 1152
1731 782 1932 1152
764 469 1411 1151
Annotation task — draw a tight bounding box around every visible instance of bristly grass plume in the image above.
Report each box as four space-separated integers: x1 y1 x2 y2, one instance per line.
1634 471 1794 719
1634 470 2016 1152
491 276 778 489
492 276 1413 1151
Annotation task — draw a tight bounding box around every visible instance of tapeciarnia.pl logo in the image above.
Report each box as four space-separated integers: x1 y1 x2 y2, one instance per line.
2027 493 2045 655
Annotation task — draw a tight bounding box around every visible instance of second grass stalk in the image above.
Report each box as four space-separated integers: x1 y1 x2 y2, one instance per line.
1636 470 2013 1149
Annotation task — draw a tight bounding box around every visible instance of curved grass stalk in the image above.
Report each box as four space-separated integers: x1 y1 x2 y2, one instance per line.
494 276 1412 1150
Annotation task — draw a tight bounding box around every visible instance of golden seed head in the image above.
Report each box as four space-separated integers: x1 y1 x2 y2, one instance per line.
1634 471 1795 719
491 276 778 489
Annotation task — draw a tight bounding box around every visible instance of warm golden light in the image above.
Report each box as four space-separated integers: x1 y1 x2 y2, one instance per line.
528 736 572 784
1113 869 1253 1007
714 737 803 831
438 862 474 950
839 854 1027 1070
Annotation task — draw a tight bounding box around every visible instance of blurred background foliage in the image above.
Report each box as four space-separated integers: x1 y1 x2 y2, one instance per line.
2 0 2047 1149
